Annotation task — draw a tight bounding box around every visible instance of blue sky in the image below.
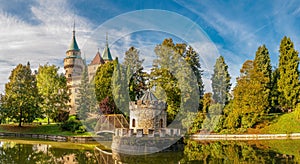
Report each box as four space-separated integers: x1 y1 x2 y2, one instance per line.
1 0 300 93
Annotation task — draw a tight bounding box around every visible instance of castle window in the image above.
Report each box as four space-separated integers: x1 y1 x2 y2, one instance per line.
160 119 163 128
132 119 136 128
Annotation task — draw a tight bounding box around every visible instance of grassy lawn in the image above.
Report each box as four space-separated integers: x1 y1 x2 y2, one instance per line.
260 111 300 134
0 124 93 136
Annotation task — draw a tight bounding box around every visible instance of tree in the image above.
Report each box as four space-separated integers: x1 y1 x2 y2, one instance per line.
149 38 200 124
123 47 147 100
94 61 118 113
112 58 130 116
253 45 272 111
36 64 70 124
277 36 300 111
211 56 231 105
76 63 97 120
227 59 269 129
270 68 280 112
2 63 40 126
202 92 213 113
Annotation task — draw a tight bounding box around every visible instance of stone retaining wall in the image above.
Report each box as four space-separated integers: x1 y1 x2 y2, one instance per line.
0 132 100 143
191 133 300 141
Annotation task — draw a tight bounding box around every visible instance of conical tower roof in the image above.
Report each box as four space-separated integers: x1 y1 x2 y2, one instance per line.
68 23 80 51
140 90 158 102
102 33 113 61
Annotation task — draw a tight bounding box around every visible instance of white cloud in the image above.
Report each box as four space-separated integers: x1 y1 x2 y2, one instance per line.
0 0 93 92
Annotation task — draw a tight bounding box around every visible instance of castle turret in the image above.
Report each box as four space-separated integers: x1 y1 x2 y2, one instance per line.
102 33 113 62
129 91 167 134
63 23 85 114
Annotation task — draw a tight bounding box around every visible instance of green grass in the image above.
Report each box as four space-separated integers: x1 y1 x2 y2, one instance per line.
0 124 93 136
260 111 300 134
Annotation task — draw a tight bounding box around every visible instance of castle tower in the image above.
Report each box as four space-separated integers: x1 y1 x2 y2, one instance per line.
102 33 113 63
88 48 104 82
64 23 85 114
88 33 113 82
129 91 167 134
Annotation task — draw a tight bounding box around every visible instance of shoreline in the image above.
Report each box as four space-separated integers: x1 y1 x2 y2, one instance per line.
191 133 300 141
0 132 102 143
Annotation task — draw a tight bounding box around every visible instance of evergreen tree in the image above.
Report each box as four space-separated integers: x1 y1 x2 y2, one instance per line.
36 64 69 124
112 58 130 116
211 56 231 105
253 45 272 111
2 63 40 126
277 36 300 111
270 68 280 112
76 63 97 120
123 47 147 100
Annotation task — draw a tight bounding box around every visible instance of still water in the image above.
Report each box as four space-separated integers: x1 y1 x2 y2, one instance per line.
0 138 299 163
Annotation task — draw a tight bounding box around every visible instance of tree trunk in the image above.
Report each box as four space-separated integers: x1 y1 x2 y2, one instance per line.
48 117 50 125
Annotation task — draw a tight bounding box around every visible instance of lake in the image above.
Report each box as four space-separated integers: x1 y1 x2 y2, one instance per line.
0 138 299 163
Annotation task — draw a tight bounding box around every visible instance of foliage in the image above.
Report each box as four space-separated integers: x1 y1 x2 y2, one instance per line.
202 103 223 132
211 56 231 105
60 115 86 133
76 63 97 120
224 55 270 130
36 64 70 124
277 36 300 111
149 38 201 124
202 92 213 113
2 63 40 126
112 58 130 116
99 97 116 114
270 68 280 112
94 61 116 112
253 45 272 111
123 46 147 100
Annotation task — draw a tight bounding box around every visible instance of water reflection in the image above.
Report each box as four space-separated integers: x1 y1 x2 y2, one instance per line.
0 138 299 163
95 139 299 163
0 139 96 164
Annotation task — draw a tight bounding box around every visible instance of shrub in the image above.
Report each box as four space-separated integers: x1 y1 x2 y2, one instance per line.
60 115 86 133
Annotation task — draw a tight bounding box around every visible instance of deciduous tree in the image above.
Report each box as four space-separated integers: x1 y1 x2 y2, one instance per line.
2 63 40 126
36 64 69 124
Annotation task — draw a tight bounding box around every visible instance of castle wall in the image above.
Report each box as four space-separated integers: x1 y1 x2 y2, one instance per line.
88 64 101 82
129 101 167 134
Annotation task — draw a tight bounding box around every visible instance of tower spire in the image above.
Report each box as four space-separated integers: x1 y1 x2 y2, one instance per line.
105 32 108 46
73 20 76 37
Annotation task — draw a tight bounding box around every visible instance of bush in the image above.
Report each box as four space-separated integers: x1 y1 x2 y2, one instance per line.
60 115 86 133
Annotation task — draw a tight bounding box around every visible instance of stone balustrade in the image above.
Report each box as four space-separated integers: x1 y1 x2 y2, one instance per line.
114 128 181 138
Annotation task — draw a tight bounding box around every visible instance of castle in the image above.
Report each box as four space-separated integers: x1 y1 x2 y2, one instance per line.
63 27 113 114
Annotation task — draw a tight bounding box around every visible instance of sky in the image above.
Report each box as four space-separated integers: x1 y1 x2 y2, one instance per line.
1 0 300 93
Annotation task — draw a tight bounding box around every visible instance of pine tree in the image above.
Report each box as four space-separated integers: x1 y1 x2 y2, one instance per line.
76 63 97 120
36 64 70 124
211 56 231 105
123 47 147 100
2 63 40 126
277 36 300 111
